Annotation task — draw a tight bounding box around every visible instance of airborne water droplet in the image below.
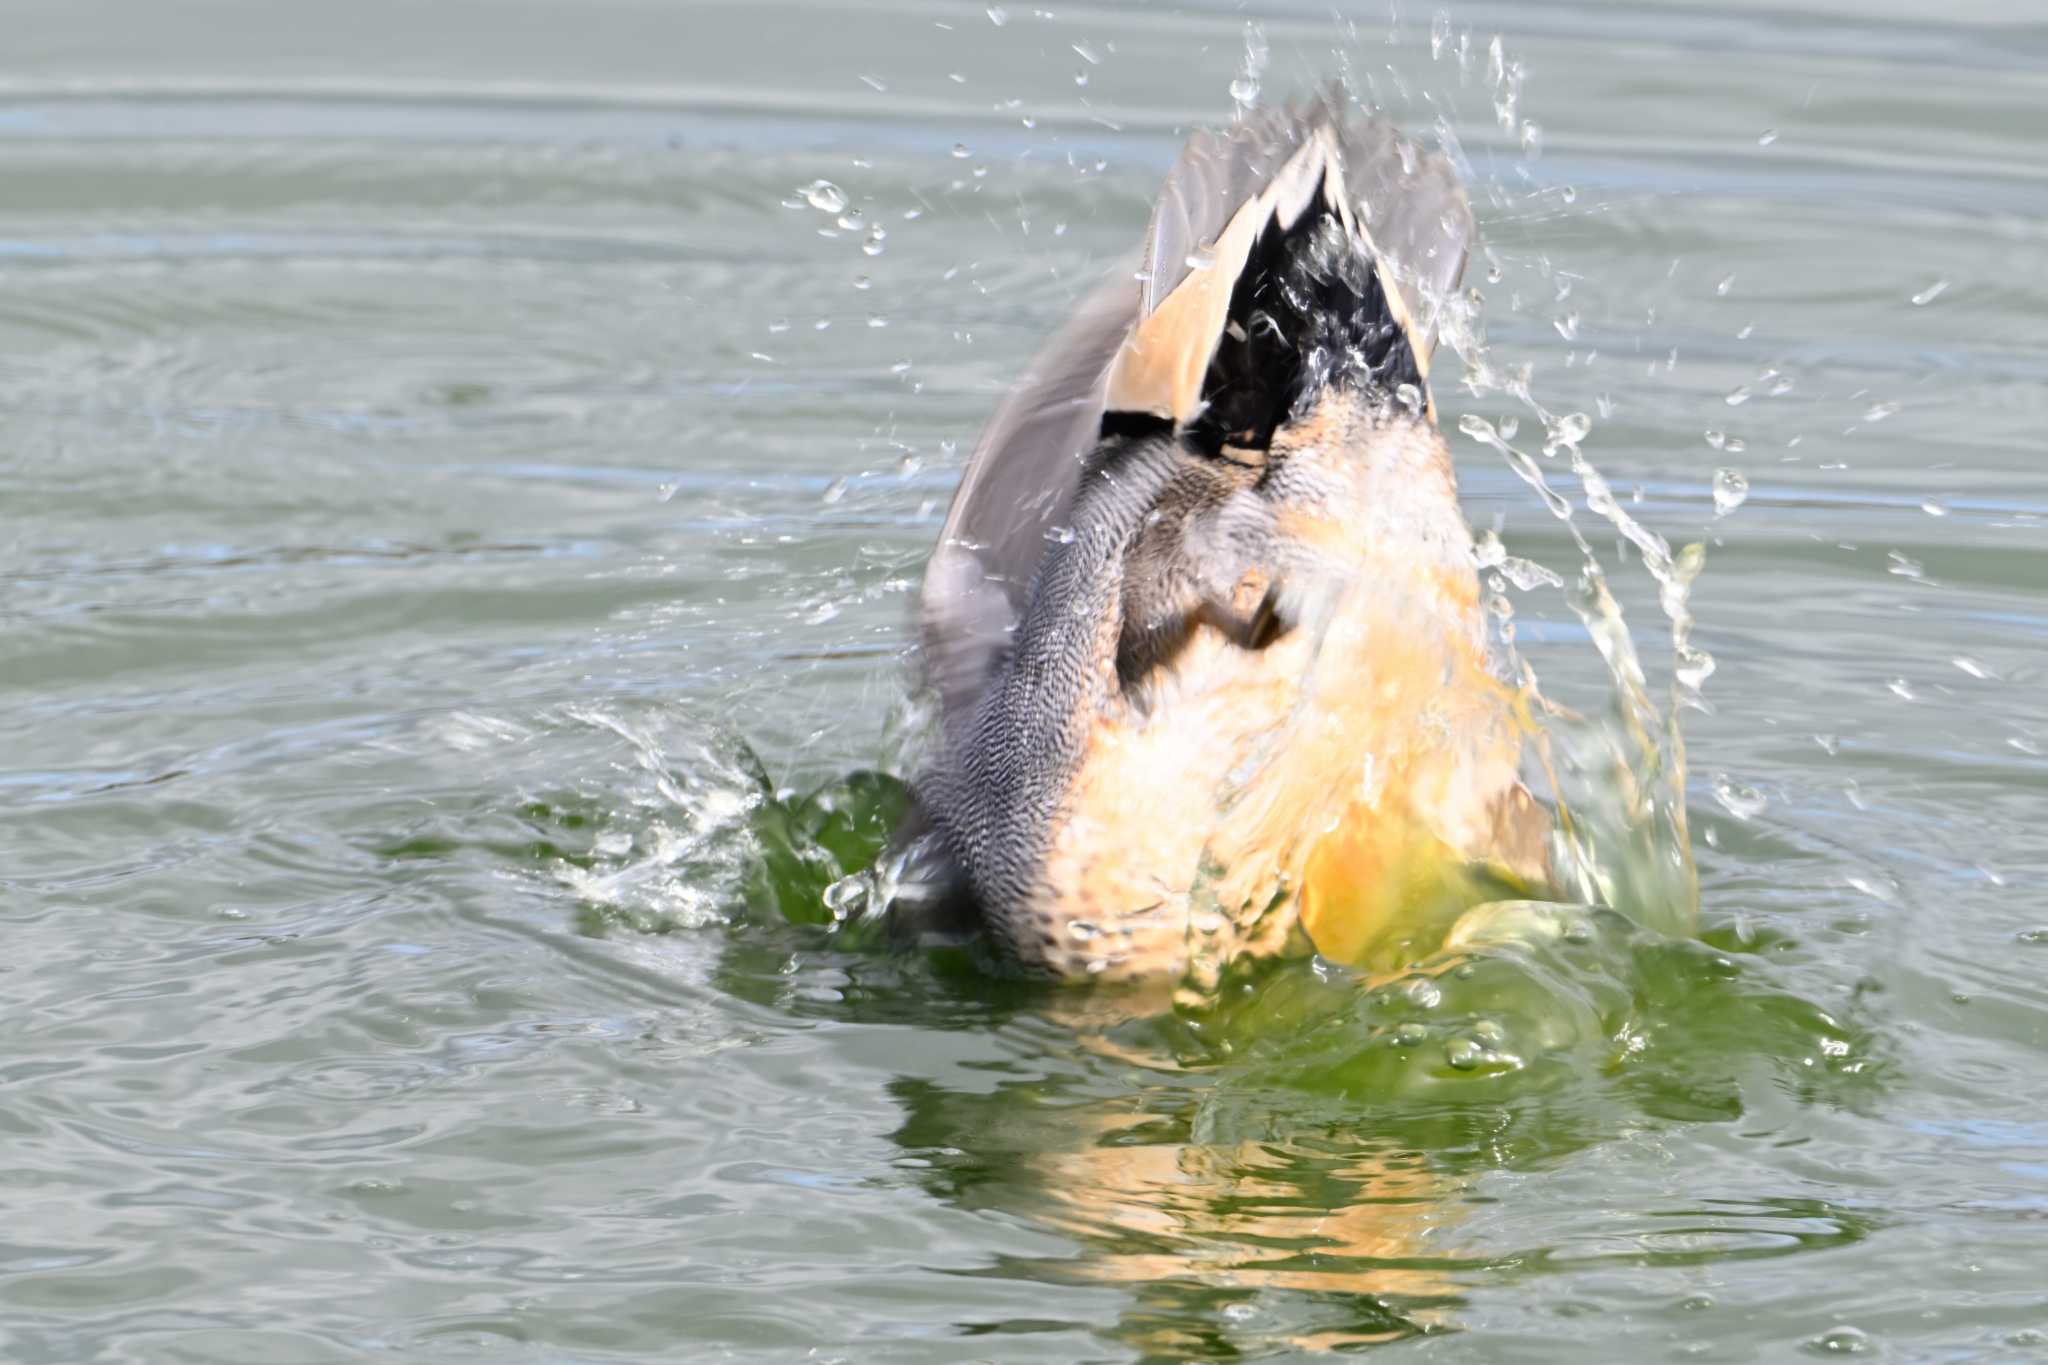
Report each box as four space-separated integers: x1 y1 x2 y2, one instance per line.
1716 273 1736 296
1712 773 1768 820
1911 279 1949 306
1713 468 1749 516
1758 128 1778 145
801 180 849 214
1500 556 1563 591
862 224 888 256
985 4 1008 24
1543 411 1590 453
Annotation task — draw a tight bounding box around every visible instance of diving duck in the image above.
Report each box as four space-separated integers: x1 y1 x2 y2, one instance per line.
896 93 1553 981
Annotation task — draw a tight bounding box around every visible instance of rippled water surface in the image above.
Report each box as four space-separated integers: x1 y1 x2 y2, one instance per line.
6 1 2047 1360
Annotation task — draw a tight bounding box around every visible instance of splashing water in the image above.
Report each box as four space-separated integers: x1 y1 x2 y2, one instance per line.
1230 23 1269 113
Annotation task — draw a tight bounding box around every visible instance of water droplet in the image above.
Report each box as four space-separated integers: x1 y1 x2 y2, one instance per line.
1911 279 1949 306
1429 10 1453 57
1393 1022 1429 1048
1520 120 1543 155
862 225 888 256
1676 643 1717 690
1888 678 1916 702
866 314 888 328
1071 40 1101 64
2017 928 2048 946
1560 184 1577 204
1953 656 1994 680
951 142 970 159
822 873 868 920
801 180 848 214
1184 245 1217 271
1074 69 1088 86
1233 21 1268 105
1712 772 1768 820
1863 401 1900 423
1920 497 1948 517
1804 1326 1871 1356
1553 312 1580 341
1887 551 1924 580
1725 385 1752 406
767 317 790 334
1758 128 1778 146
1402 976 1442 1009
1445 1037 1484 1070
821 476 850 504
1542 411 1590 453
835 208 864 231
1043 525 1076 545
1500 556 1563 591
1712 468 1749 516
1716 273 1736 296
985 3 1007 24
852 274 872 290
1473 529 1506 568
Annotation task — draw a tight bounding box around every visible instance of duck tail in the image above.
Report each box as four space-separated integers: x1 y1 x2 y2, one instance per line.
1107 90 1474 441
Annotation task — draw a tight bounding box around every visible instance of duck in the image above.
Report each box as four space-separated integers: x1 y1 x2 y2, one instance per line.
891 91 1554 983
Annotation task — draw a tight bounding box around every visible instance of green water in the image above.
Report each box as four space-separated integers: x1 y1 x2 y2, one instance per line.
5 1 2046 1360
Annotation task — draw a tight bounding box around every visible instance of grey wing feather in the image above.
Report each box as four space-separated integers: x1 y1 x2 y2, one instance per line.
1141 93 1471 347
1333 113 1473 355
918 267 1137 733
1136 106 1307 319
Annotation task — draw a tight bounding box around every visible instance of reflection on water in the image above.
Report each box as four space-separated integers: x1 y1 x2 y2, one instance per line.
863 895 1884 1356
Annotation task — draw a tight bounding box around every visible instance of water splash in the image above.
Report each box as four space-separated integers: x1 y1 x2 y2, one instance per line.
1440 156 1708 937
1713 468 1750 516
1230 23 1269 113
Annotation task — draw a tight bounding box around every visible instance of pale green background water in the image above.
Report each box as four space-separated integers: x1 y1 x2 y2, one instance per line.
4 1 2046 1361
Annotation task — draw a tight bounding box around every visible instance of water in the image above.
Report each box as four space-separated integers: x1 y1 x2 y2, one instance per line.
5 1 2047 1360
